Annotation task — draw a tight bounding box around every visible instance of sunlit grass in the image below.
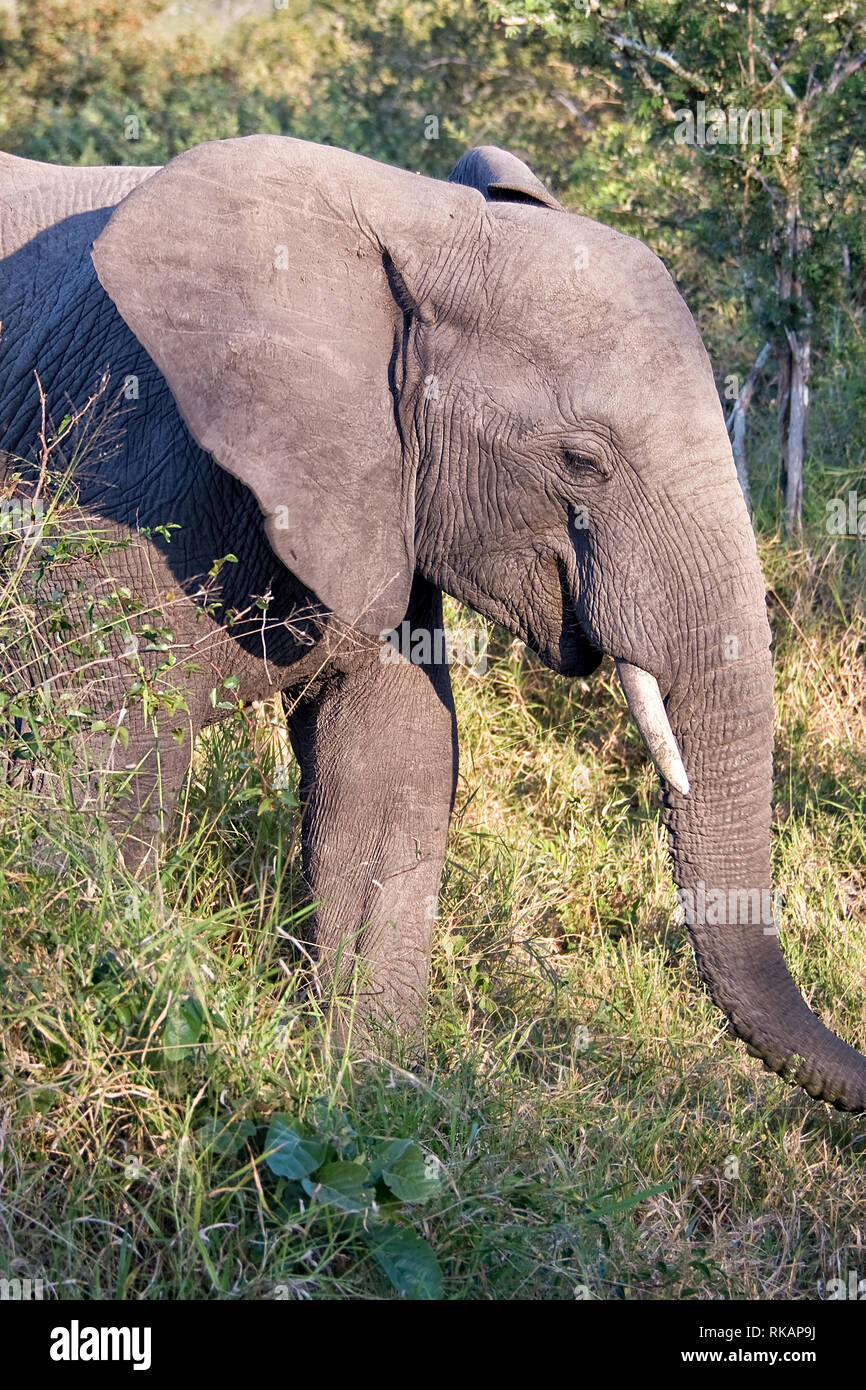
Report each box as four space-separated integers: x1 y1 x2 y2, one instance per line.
0 531 864 1300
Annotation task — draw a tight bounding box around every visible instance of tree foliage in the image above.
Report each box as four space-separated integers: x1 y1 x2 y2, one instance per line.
1 0 864 533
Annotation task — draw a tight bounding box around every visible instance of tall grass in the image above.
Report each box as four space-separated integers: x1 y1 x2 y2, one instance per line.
1 414 865 1299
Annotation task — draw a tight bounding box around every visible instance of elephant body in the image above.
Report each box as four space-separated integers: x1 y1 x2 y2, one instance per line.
0 150 457 1024
0 154 323 687
1 136 864 1106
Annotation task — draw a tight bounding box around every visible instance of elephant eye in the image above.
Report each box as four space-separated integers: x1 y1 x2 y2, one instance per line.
563 448 609 479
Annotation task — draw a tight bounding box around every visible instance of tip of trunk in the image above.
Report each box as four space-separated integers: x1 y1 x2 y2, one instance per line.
689 924 866 1114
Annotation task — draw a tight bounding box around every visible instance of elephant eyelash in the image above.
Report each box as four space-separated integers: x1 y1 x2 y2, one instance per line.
563 449 610 479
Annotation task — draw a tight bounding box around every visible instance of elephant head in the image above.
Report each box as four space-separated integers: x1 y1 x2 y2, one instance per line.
91 135 866 1111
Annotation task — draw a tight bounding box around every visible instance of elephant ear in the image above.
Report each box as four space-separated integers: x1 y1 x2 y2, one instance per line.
92 135 484 636
448 146 562 210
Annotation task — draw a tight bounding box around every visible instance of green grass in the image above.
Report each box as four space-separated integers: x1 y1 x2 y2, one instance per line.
1 518 865 1299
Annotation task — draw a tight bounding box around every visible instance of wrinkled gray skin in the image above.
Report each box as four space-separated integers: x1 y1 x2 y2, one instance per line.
1 137 864 1108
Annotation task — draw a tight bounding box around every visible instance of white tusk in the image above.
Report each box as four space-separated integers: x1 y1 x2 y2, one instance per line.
616 659 690 796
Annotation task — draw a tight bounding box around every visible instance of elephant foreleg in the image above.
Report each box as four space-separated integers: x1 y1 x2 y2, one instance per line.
286 582 458 1039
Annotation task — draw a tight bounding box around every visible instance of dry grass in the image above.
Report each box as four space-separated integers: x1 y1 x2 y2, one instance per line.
0 533 864 1300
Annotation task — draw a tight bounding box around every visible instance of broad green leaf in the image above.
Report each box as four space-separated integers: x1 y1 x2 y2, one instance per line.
197 1114 257 1157
301 1160 374 1212
312 1098 358 1154
365 1225 444 1301
162 994 204 1060
367 1138 413 1182
376 1143 441 1203
264 1115 327 1179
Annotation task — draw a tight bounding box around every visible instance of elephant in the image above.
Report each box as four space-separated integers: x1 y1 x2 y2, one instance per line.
1 134 864 1110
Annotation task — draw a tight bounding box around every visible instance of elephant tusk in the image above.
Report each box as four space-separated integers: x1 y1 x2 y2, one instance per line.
615 660 690 796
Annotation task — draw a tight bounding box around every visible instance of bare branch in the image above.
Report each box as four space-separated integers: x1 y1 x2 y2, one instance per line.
625 55 679 120
601 26 710 94
726 341 772 431
554 93 595 130
824 49 866 99
755 47 798 103
790 23 866 111
726 341 772 515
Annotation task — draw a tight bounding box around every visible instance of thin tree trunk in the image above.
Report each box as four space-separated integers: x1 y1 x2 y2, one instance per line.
776 194 796 513
776 181 810 535
728 341 771 514
776 340 791 499
784 327 810 533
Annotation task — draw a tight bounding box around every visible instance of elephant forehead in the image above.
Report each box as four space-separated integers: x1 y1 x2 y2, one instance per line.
438 315 721 455
486 206 706 362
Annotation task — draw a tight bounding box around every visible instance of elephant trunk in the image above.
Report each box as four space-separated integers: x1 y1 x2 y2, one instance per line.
645 605 866 1112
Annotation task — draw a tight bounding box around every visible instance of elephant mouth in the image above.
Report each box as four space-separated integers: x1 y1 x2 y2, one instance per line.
549 558 602 677
556 612 604 677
